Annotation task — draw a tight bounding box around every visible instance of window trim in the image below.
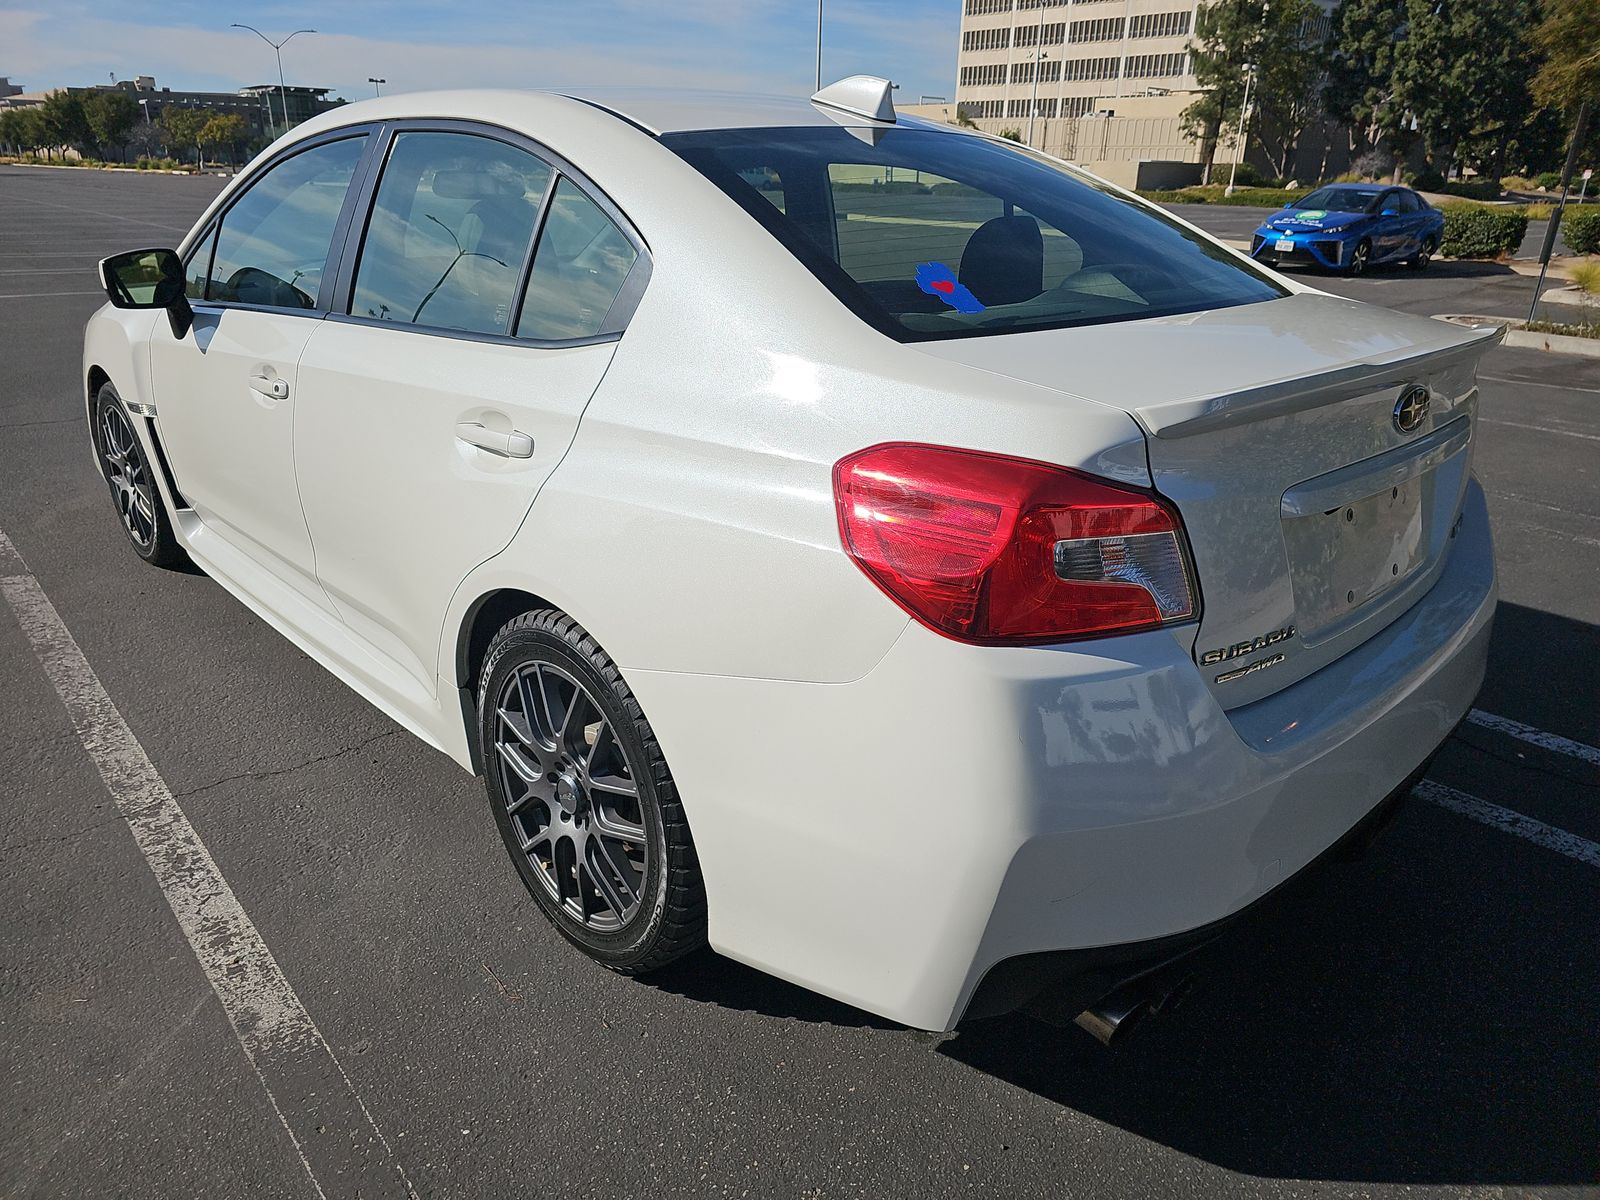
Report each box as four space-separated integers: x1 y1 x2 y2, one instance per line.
179 124 382 319
328 118 652 349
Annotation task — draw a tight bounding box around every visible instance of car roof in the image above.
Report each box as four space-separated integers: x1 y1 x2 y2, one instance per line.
554 86 895 134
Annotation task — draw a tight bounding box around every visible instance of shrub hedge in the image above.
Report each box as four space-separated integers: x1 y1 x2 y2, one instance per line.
1438 204 1529 258
1138 185 1305 207
1561 207 1600 255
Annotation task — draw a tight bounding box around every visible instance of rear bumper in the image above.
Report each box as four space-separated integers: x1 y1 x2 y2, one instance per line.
626 479 1496 1031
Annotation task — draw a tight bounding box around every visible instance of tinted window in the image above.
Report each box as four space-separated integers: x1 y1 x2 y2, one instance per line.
515 178 638 341
665 127 1286 341
1297 186 1383 213
205 136 366 309
1398 190 1421 213
351 132 551 334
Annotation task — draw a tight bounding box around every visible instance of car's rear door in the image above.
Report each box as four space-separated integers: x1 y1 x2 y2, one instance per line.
152 130 373 611
292 122 647 712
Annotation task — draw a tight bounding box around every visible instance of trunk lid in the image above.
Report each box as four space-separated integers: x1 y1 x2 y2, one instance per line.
916 293 1502 707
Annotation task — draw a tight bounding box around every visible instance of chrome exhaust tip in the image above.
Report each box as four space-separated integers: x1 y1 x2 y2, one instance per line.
1071 971 1194 1046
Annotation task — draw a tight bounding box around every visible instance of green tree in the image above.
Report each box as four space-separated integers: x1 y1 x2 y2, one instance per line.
1531 0 1600 112
200 113 250 168
38 90 92 160
1323 0 1413 175
161 106 212 168
1185 0 1323 183
1391 0 1535 184
83 91 139 162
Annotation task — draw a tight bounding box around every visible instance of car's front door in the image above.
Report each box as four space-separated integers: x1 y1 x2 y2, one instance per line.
1371 189 1407 260
151 132 371 610
292 127 646 715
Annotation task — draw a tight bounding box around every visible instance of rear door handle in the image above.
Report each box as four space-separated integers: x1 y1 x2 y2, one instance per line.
455 421 534 459
247 374 289 400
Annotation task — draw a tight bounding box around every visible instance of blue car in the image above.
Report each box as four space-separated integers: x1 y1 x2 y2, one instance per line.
1249 183 1445 275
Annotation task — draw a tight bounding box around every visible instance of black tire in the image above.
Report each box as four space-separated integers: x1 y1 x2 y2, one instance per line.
478 608 706 974
1409 236 1436 270
1347 239 1372 276
92 382 188 569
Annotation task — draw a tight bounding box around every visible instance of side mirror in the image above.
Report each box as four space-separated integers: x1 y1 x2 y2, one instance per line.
1381 207 1399 216
99 248 193 338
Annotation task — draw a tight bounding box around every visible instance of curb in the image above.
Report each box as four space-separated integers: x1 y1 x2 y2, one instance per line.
1435 314 1600 359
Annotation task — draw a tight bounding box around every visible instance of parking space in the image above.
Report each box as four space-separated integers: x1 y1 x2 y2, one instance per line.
2 165 1596 1198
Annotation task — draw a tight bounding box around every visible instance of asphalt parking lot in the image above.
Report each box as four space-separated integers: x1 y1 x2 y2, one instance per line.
2 164 1597 1199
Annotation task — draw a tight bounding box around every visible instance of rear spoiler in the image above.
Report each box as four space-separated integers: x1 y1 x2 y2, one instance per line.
1138 323 1504 440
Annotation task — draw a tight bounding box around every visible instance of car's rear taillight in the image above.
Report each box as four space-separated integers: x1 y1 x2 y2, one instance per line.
833 443 1197 644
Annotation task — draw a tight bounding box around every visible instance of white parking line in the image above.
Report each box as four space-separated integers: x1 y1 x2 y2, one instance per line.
3 193 194 234
0 291 106 300
1479 417 1600 443
0 529 414 1200
1480 375 1600 396
1468 709 1600 767
1416 780 1600 869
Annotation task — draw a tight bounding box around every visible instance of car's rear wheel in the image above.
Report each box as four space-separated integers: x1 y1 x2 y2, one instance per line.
93 383 187 569
479 608 707 973
1347 239 1372 276
1409 236 1437 270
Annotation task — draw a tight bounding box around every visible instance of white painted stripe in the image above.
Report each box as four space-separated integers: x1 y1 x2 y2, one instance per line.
1416 780 1600 869
0 268 96 275
0 290 107 300
1467 708 1600 767
1480 374 1600 396
1479 417 1600 443
3 193 194 234
0 530 414 1200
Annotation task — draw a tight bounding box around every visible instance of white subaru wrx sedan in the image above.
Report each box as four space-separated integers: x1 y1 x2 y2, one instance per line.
84 80 1499 1035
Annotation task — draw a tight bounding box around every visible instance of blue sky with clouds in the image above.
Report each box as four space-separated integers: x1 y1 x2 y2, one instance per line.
2 1 964 106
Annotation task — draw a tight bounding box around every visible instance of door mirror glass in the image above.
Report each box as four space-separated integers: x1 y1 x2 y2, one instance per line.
1381 207 1399 216
100 248 185 308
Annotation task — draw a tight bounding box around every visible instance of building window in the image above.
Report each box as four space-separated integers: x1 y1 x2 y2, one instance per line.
964 0 1012 13
1123 52 1190 79
960 64 1008 87
957 100 1005 120
1015 21 1067 46
1010 59 1063 84
1061 96 1095 118
1061 55 1121 81
1067 16 1125 42
962 27 1012 51
1127 11 1191 39
1006 97 1061 118
1016 0 1068 9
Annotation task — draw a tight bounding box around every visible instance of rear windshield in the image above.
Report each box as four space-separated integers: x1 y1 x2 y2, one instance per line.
663 125 1287 342
1296 186 1383 213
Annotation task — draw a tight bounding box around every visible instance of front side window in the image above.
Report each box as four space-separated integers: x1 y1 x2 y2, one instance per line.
665 127 1286 341
204 135 366 309
514 178 638 342
350 132 552 335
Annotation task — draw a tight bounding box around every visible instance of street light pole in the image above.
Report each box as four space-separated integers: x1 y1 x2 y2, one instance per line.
1027 47 1048 148
815 0 824 91
368 77 386 97
230 25 316 138
1225 62 1255 197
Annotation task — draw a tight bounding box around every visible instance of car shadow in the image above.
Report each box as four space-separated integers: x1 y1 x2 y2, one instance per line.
939 806 1600 1185
643 948 900 1031
1279 258 1521 281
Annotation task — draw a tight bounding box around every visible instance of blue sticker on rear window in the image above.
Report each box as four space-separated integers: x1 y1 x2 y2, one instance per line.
915 262 985 314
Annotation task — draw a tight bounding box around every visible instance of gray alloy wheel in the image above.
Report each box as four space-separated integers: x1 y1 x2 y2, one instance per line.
99 400 157 550
494 658 649 932
479 608 706 973
1348 239 1372 276
93 383 187 568
1409 236 1436 270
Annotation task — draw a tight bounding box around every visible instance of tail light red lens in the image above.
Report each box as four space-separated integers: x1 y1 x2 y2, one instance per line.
833 443 1197 644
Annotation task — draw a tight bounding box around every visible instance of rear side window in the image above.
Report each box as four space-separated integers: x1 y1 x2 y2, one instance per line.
665 127 1285 341
351 132 552 335
1398 191 1421 214
515 178 638 342
204 135 366 309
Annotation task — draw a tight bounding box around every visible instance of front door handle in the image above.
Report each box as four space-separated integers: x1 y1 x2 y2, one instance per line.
455 421 534 459
247 374 289 400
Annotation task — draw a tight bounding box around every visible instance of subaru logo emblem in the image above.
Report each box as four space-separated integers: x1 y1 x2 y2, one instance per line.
1393 386 1429 435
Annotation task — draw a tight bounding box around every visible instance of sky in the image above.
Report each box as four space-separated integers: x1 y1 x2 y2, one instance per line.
1 1 964 106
